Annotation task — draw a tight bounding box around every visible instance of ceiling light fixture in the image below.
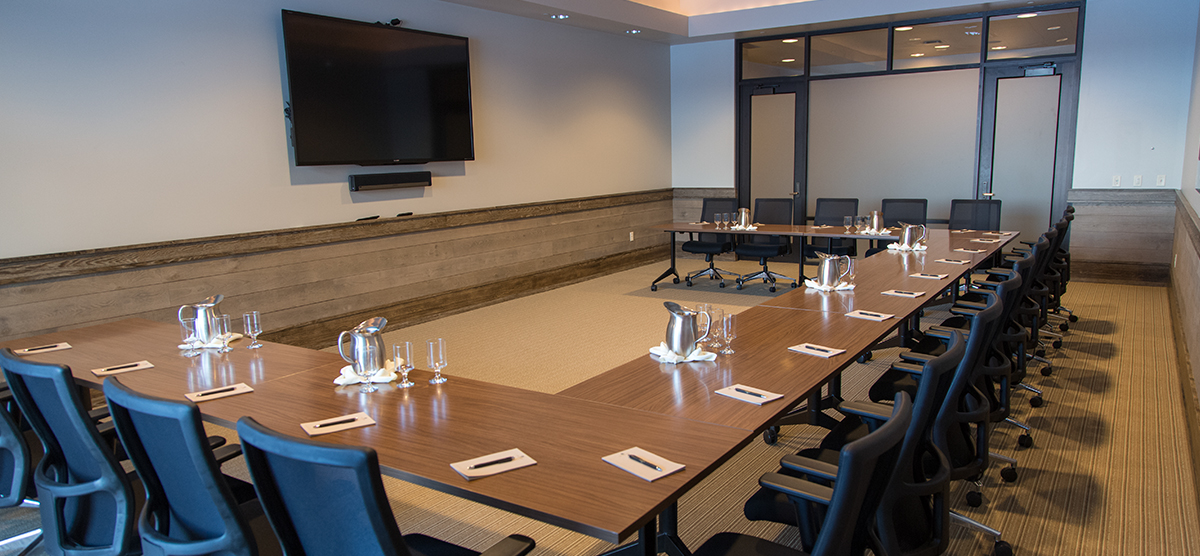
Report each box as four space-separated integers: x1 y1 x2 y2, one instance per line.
991 45 1008 50
1047 25 1061 30
1017 13 1038 18
935 44 950 49
781 58 796 63
1056 37 1069 42
550 14 569 20
911 53 925 57
782 38 799 43
895 26 914 31
626 29 641 34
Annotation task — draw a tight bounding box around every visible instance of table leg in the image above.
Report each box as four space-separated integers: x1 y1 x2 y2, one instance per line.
600 503 692 556
651 232 680 291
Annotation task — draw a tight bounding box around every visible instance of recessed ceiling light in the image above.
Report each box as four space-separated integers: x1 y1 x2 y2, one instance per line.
895 26 914 31
626 29 641 34
991 45 1008 50
781 58 796 63
550 14 569 20
908 37 922 41
911 53 925 57
965 31 981 36
782 38 799 43
965 25 978 29
1047 26 1061 31
1017 13 1038 18
935 44 950 49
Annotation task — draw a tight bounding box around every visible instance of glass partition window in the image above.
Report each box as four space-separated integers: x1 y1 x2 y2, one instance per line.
987 8 1078 60
742 38 806 80
892 19 983 70
810 28 888 76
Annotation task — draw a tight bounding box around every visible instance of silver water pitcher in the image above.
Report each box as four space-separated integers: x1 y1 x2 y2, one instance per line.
816 253 852 288
664 302 711 357
899 222 927 248
736 208 752 229
178 294 224 345
338 317 388 377
868 210 885 233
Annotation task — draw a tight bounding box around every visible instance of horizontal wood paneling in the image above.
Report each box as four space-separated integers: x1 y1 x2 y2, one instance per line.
1168 190 1200 513
1067 189 1176 281
0 191 674 346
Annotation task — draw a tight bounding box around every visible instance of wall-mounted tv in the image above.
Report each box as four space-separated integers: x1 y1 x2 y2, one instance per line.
281 10 474 166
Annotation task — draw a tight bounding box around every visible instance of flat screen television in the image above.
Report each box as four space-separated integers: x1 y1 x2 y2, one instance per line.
281 10 474 166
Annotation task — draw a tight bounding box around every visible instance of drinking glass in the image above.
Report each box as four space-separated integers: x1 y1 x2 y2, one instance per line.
717 213 727 230
214 314 233 353
720 313 737 355
708 307 725 352
357 345 379 393
394 342 415 388
179 318 200 357
242 311 263 349
695 303 713 347
843 215 854 233
427 338 448 384
855 216 868 233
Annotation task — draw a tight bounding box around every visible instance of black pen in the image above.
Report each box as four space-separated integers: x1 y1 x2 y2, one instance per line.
103 362 141 372
195 386 236 397
315 417 358 429
735 388 765 398
893 290 916 296
806 345 831 353
22 343 60 352
469 456 514 470
629 454 662 472
859 312 884 318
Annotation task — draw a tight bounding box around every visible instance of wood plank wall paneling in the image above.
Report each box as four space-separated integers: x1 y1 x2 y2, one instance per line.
1169 189 1200 515
1066 189 1174 283
671 188 737 260
0 190 673 347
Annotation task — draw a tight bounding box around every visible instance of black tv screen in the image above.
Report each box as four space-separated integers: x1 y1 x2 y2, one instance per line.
281 10 474 166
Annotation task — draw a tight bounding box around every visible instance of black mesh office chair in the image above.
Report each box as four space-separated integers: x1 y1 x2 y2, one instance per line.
1 395 42 556
948 199 1002 231
683 198 738 288
692 393 912 556
735 198 798 292
806 198 858 259
103 377 279 556
236 416 536 556
0 348 140 556
867 198 929 256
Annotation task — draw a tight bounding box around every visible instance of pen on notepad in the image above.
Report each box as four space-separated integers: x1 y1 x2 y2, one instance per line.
22 343 60 352
806 345 831 353
629 454 662 472
859 312 884 318
103 362 140 372
735 388 765 398
894 290 916 295
469 456 514 470
315 417 358 429
195 386 236 397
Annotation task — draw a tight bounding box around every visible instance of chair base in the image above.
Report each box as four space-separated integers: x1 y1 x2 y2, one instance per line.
736 270 797 292
686 266 740 287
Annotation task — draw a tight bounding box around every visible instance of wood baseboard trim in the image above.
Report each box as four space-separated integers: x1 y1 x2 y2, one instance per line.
263 244 669 350
1071 261 1170 285
1167 284 1200 516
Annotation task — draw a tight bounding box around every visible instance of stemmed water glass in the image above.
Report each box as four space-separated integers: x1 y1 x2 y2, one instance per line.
855 215 869 234
395 342 415 388
844 215 854 233
722 213 732 230
708 307 725 353
427 338 448 384
214 315 234 353
242 311 263 349
357 345 380 393
180 318 200 357
720 313 737 355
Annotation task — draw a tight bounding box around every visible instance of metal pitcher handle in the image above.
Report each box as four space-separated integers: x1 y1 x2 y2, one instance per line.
337 331 355 364
696 310 712 344
177 305 193 325
918 224 927 244
839 256 852 282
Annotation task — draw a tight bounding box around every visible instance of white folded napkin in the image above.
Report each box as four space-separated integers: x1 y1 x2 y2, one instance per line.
858 228 890 236
178 333 243 350
804 279 855 291
887 242 927 251
730 224 758 231
649 343 717 363
334 359 399 385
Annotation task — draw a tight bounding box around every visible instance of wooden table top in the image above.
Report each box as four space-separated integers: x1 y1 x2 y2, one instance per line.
652 222 901 239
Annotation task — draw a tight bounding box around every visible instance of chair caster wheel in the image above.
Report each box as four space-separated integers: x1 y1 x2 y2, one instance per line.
736 284 744 290
1035 348 1046 357
790 282 798 288
1059 323 1069 332
1018 434 1033 448
769 286 776 292
966 490 983 507
719 282 726 288
650 285 657 291
1052 340 1062 349
1030 396 1043 408
1041 366 1052 376
686 281 693 287
763 426 779 445
672 278 680 284
1000 466 1018 483
1068 314 1078 323
994 540 1013 556
857 352 873 364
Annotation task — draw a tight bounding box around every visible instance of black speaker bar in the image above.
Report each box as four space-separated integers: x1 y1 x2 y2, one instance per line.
348 171 432 191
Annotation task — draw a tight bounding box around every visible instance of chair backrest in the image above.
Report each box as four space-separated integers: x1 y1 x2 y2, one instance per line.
0 398 31 508
880 198 928 227
948 199 1001 231
698 198 737 243
747 198 793 245
103 377 257 556
810 393 912 556
0 348 138 556
813 198 858 227
236 417 407 556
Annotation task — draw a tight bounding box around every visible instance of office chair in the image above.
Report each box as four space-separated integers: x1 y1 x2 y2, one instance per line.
806 198 858 259
683 198 739 288
735 198 798 292
1 396 42 556
0 348 140 556
693 393 912 556
867 198 929 256
102 377 279 556
236 416 536 556
948 199 1002 231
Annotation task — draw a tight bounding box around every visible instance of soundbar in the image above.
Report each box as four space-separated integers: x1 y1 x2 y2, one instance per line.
348 171 432 191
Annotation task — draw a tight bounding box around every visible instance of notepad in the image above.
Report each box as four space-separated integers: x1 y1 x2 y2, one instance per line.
91 360 154 377
301 412 376 436
15 342 72 355
715 385 783 405
184 383 253 403
935 258 971 265
846 310 894 322
909 272 949 280
603 447 684 482
882 289 925 298
971 238 1002 244
451 448 536 480
788 343 846 358
954 248 986 254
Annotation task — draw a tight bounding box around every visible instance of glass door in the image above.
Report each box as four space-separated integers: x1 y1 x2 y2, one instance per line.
737 82 805 224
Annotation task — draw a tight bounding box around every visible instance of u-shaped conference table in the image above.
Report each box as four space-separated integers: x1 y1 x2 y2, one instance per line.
1 226 1016 556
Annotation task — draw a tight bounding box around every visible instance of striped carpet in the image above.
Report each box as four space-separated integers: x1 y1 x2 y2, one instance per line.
3 259 1197 556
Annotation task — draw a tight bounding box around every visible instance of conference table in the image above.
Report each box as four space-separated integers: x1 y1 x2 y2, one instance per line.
0 227 1017 556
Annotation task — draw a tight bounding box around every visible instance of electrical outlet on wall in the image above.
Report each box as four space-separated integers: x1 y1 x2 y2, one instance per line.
629 231 635 242
1157 175 1167 187
1133 175 1142 187
1111 175 1120 187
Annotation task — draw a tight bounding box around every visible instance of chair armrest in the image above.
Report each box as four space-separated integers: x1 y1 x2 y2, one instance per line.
206 435 228 450
898 351 934 364
949 306 980 318
211 443 243 466
778 454 838 482
88 407 111 421
837 400 894 423
889 361 926 376
758 472 834 507
479 535 536 556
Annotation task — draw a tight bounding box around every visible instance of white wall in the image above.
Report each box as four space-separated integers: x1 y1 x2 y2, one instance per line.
670 39 736 189
1184 6 1200 210
0 0 671 258
1072 0 1200 190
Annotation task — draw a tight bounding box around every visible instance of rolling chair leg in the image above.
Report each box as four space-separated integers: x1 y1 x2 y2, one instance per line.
951 512 1013 556
1005 417 1033 448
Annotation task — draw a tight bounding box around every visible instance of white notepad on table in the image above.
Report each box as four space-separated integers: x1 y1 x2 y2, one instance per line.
909 272 948 280
846 310 893 322
603 447 684 482
788 343 845 358
715 384 782 405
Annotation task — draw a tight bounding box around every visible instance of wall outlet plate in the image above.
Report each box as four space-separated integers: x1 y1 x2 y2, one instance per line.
1157 175 1167 187
1112 175 1120 187
1133 175 1142 187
